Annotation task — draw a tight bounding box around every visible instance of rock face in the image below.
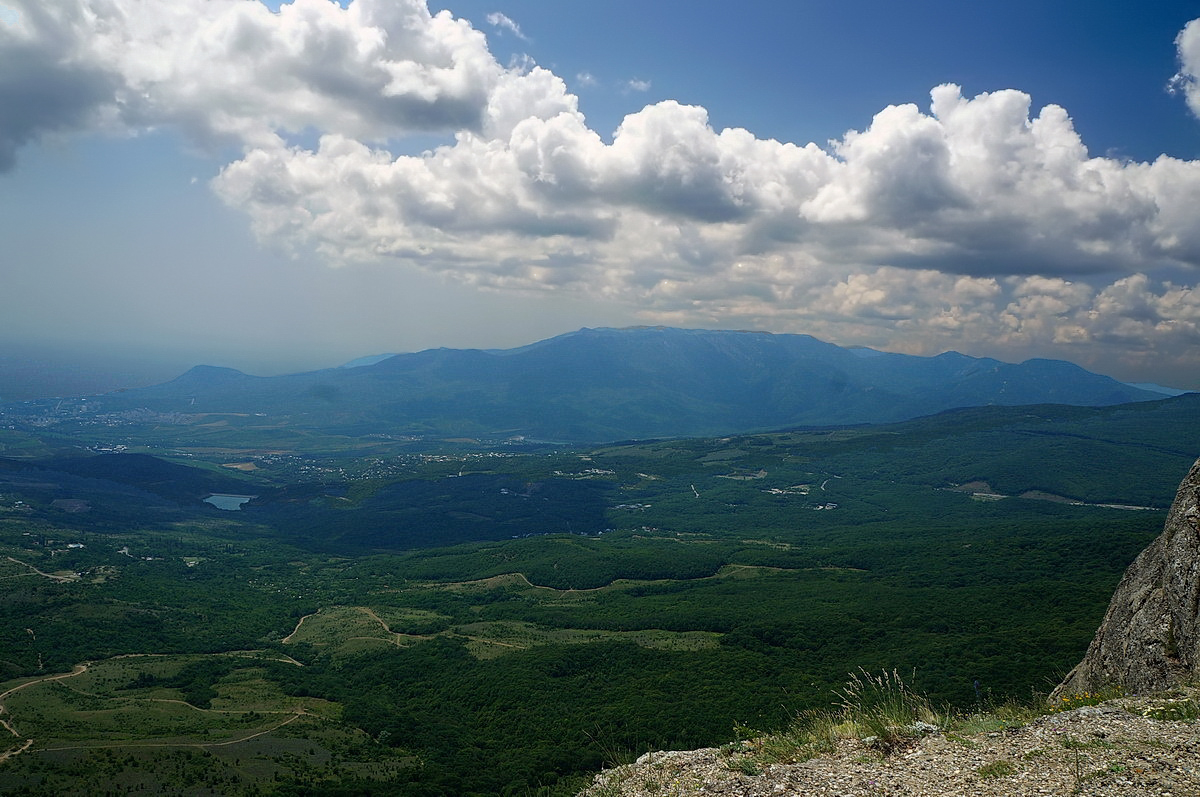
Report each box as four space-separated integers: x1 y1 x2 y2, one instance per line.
1055 457 1200 697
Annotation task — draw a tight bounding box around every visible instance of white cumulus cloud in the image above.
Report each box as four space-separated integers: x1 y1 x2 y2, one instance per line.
1171 18 1200 118
0 0 503 155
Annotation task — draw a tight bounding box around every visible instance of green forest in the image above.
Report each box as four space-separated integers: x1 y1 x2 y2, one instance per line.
0 395 1195 794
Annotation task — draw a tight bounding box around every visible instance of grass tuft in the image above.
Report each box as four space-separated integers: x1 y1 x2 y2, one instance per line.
730 668 944 770
978 759 1016 779
832 668 943 751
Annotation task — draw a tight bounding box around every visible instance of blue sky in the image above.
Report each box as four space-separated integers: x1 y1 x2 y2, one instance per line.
2 0 1200 390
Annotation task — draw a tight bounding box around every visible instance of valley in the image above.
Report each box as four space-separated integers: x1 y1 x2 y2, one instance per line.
0 393 1196 793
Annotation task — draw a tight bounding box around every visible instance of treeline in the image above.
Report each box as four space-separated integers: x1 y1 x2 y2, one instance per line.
270 638 805 795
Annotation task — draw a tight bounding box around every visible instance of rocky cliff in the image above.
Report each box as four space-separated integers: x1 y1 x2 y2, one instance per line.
1055 457 1200 697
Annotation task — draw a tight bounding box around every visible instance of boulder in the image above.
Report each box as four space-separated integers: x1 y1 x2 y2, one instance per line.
1054 457 1200 697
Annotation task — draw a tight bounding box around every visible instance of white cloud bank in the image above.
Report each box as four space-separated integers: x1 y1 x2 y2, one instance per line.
4 0 1200 380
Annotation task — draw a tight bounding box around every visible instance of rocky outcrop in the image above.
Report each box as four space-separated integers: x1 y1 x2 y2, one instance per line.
580 689 1200 797
1054 457 1200 697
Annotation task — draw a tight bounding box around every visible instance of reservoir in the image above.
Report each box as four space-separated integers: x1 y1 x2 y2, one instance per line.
204 493 256 511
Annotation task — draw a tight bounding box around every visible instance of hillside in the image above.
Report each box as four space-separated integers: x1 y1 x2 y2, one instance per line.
581 687 1200 796
32 327 1163 443
581 449 1200 797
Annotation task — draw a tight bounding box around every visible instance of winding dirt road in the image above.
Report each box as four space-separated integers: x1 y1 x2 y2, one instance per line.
0 651 309 765
4 556 76 583
0 662 91 763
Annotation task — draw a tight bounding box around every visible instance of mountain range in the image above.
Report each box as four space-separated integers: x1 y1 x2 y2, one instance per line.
59 327 1167 443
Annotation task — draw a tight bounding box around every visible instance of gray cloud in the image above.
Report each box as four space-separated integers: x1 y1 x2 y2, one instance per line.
0 46 117 170
0 6 122 171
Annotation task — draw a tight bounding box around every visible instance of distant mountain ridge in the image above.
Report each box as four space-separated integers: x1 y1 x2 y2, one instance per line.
71 327 1163 443
1122 381 1190 397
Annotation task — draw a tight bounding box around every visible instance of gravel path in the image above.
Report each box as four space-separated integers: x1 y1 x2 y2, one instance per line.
580 689 1200 796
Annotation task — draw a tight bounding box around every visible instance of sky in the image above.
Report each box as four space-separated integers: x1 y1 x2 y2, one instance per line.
3 0 1200 391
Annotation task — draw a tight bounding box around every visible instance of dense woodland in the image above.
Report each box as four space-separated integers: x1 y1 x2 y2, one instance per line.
0 395 1196 794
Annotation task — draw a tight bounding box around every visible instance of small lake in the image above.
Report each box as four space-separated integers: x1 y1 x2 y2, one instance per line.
204 494 257 511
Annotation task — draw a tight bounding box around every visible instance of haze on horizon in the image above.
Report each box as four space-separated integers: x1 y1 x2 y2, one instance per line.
3 0 1200 392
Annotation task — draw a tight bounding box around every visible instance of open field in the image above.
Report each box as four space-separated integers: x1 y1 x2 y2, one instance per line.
0 652 411 794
